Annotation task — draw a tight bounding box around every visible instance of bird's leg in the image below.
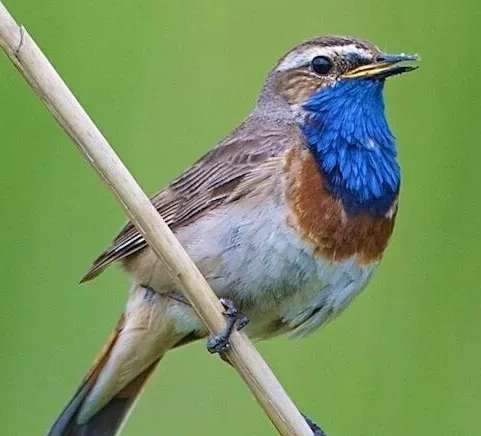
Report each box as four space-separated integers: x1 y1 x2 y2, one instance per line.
302 413 327 436
207 301 325 434
207 298 249 355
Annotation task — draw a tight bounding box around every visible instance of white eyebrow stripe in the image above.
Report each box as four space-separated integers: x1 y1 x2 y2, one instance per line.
276 44 372 71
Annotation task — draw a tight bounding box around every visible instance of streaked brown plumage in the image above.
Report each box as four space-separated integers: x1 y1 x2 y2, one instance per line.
81 120 293 283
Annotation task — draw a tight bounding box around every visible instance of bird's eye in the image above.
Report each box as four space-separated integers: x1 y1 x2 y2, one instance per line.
311 56 333 75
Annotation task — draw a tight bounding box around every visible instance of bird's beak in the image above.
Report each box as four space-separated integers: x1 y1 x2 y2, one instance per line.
343 53 419 80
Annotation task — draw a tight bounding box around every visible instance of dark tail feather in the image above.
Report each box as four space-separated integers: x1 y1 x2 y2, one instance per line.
48 360 159 436
47 316 160 436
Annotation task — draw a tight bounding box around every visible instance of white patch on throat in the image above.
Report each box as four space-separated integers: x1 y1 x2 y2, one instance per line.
366 138 377 149
385 199 398 219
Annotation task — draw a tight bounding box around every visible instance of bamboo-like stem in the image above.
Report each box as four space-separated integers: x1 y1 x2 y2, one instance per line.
0 3 313 435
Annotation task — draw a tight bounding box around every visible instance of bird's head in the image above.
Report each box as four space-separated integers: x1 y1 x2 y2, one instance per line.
270 36 417 107
261 36 418 216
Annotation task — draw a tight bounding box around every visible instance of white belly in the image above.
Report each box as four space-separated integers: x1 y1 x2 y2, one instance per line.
127 198 378 338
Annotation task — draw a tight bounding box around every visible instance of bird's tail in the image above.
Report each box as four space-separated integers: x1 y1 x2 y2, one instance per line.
48 286 198 436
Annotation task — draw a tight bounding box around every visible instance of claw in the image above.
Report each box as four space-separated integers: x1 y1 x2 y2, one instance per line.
206 334 231 354
206 299 249 355
302 413 327 436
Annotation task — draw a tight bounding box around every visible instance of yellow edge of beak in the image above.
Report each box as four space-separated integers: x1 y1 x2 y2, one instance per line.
342 62 394 79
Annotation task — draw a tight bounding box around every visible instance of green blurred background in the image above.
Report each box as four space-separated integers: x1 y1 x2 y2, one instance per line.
1 1 480 435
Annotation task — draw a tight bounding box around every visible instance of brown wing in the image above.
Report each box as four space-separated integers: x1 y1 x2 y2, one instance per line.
80 120 296 282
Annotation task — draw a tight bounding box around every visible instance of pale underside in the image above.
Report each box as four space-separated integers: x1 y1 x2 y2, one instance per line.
83 115 378 341
82 178 378 422
124 191 378 340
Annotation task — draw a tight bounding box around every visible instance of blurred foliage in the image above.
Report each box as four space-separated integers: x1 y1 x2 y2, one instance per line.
1 1 480 435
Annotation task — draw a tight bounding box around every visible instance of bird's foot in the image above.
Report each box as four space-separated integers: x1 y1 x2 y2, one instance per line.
207 298 249 355
302 413 327 436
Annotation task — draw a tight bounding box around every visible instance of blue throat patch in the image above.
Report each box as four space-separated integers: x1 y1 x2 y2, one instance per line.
301 79 400 216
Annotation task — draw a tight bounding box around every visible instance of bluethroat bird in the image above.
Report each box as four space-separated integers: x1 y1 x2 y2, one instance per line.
49 36 417 435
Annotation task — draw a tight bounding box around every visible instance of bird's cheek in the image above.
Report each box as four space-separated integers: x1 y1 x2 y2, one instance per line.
275 71 323 105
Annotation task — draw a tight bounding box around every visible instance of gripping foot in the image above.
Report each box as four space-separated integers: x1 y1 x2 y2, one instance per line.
302 413 327 436
206 299 249 355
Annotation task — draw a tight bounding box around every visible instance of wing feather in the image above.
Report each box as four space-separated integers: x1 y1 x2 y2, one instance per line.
80 119 297 282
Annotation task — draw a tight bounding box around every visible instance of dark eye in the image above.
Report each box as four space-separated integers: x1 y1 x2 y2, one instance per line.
311 56 333 75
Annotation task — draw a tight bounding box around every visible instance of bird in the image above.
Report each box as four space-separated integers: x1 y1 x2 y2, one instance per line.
48 35 417 435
